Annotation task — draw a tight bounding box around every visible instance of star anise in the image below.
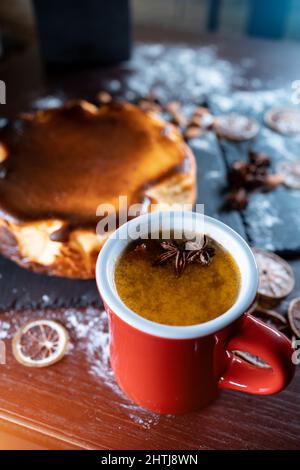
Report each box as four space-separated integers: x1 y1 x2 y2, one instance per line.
186 235 216 266
226 150 283 210
154 235 215 276
226 188 249 210
153 240 187 276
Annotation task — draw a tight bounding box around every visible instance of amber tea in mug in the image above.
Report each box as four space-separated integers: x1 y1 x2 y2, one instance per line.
115 234 241 326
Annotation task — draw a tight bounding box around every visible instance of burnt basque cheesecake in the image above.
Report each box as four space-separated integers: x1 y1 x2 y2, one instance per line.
0 100 196 278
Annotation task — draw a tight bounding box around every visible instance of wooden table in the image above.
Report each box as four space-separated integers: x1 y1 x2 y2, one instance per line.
0 33 299 450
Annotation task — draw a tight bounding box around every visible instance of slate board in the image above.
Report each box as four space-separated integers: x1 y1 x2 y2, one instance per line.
0 256 100 310
190 133 246 237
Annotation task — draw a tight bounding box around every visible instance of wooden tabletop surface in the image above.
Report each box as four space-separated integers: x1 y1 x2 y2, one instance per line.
0 32 299 450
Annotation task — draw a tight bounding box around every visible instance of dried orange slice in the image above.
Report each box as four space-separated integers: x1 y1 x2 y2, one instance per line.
264 107 300 135
288 298 300 339
253 248 295 306
277 160 300 189
12 320 69 367
213 113 259 141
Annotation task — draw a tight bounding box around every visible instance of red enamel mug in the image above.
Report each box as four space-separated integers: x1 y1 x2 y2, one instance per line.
96 212 295 414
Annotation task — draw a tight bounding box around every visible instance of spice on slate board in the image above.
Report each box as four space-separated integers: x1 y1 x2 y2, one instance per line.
226 150 284 210
226 187 249 210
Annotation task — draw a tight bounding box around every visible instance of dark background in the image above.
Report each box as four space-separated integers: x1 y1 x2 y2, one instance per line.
0 0 299 44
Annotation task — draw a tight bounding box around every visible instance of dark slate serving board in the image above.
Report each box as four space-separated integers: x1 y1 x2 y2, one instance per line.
0 256 100 310
190 134 246 238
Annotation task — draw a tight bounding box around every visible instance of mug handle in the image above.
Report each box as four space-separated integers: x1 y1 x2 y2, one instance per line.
218 313 295 394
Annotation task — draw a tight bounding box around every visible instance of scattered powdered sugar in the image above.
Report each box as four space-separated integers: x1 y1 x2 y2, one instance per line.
41 294 51 306
190 134 214 151
209 88 291 116
205 170 222 180
66 308 115 385
125 43 244 103
0 306 163 429
259 127 300 162
30 44 247 109
245 196 282 251
66 307 163 429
